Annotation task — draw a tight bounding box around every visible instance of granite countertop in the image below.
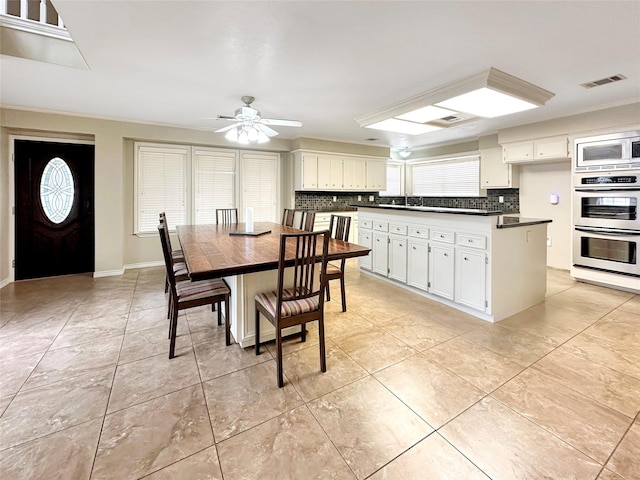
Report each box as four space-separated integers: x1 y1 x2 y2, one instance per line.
496 216 553 228
354 204 503 216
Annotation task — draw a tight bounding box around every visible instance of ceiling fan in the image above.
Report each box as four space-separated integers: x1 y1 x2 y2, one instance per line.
214 96 302 144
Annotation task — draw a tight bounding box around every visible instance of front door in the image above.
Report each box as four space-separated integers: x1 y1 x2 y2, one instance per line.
14 140 95 280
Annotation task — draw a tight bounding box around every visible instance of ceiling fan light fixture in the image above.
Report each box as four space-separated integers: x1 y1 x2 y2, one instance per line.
398 147 411 159
225 127 238 142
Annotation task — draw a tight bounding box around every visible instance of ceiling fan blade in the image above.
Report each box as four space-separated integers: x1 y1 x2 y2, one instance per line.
260 118 302 127
214 123 240 133
256 123 279 137
208 115 237 121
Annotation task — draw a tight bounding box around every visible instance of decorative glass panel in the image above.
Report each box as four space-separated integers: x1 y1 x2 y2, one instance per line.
40 157 74 224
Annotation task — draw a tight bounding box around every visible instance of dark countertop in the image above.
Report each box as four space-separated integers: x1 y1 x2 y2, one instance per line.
354 204 503 216
496 216 552 229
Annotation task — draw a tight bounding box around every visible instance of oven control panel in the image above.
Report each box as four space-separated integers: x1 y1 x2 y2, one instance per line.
580 175 638 186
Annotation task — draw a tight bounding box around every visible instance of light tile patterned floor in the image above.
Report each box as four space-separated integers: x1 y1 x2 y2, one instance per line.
0 264 639 479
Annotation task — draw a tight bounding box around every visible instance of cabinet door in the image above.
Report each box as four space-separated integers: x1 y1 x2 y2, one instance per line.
455 248 486 311
428 243 454 300
329 157 343 190
535 136 568 160
343 158 366 190
358 229 373 271
301 154 318 189
366 159 387 190
317 155 333 190
407 239 428 291
372 232 389 276
481 148 515 188
503 143 534 163
389 236 407 283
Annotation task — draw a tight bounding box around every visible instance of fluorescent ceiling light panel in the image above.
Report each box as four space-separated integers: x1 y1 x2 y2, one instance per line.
436 87 538 118
396 105 457 123
365 119 442 135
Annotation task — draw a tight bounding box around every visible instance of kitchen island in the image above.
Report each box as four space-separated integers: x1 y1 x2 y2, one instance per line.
356 205 552 322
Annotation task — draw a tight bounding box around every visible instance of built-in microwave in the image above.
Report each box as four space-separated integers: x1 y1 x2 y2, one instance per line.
575 131 640 172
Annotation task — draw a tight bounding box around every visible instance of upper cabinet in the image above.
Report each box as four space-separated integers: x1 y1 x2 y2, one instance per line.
294 150 387 192
502 135 570 164
480 148 519 188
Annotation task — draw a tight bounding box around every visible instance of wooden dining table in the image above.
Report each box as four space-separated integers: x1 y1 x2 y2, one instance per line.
176 221 371 346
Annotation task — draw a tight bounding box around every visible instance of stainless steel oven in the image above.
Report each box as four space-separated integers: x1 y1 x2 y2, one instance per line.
573 227 639 276
573 173 639 230
575 131 640 172
572 171 640 277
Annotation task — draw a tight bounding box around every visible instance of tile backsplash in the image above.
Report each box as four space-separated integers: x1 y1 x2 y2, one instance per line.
295 189 519 213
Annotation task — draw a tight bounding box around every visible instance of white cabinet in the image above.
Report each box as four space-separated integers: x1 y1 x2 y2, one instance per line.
455 248 486 311
317 155 343 190
366 159 387 191
389 236 407 282
503 135 569 164
343 157 367 190
428 243 455 300
358 228 373 270
294 150 387 192
480 148 518 188
407 238 429 291
372 232 389 276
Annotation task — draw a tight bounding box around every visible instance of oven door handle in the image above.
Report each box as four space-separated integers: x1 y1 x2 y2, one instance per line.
574 188 640 192
575 226 640 236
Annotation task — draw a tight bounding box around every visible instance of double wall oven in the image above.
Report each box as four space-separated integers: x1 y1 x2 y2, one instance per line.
573 132 640 279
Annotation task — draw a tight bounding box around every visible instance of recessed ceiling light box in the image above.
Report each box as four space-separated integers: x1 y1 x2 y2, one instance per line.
356 67 555 135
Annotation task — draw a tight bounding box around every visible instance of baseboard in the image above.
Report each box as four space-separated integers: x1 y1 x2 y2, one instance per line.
93 268 125 278
124 261 164 270
0 277 11 289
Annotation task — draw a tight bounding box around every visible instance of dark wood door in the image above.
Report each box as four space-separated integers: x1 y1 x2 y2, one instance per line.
15 140 95 280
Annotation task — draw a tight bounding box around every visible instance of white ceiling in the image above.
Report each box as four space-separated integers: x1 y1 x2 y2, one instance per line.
2 1 639 150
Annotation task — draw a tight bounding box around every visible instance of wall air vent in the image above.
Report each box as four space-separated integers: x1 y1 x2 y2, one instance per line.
580 74 627 89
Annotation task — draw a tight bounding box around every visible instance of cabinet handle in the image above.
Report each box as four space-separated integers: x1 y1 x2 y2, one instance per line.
399 243 403 247
464 256 468 261
416 231 420 234
440 235 444 238
444 253 448 257
412 246 416 250
468 239 473 242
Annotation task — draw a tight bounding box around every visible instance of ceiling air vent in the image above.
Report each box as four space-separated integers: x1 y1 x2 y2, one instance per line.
440 115 465 123
580 74 627 89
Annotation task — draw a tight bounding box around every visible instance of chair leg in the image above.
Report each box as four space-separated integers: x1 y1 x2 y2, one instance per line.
225 297 231 346
340 275 347 312
301 324 306 343
167 294 174 339
318 317 327 373
325 283 331 301
276 327 284 388
217 302 222 326
255 309 261 355
169 303 179 359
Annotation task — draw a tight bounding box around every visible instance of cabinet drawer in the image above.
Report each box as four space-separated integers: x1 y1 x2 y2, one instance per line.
409 226 429 239
374 221 389 232
431 230 455 244
457 233 487 250
389 223 407 235
360 219 373 229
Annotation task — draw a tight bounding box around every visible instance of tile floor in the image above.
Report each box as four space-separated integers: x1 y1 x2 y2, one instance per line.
0 263 638 479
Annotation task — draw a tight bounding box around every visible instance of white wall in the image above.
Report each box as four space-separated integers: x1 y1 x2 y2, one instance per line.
518 161 572 269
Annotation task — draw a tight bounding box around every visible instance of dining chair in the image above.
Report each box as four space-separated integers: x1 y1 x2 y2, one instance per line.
216 208 238 225
159 212 189 291
324 214 351 312
254 230 330 387
159 223 232 357
282 209 316 231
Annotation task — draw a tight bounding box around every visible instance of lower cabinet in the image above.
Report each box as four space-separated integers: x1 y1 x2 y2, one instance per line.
407 239 429 291
389 236 407 283
372 232 389 276
455 248 487 311
428 243 455 300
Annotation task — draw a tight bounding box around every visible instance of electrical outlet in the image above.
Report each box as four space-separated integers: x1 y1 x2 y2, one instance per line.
358 195 362 201
547 236 552 247
498 196 504 203
332 195 337 202
368 195 374 202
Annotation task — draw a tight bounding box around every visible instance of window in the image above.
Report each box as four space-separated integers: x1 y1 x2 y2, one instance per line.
135 145 189 234
134 143 279 235
410 154 481 197
379 161 404 197
40 157 74 224
193 148 236 224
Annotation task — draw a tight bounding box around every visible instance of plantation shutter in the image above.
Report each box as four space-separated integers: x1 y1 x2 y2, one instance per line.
135 145 188 234
379 162 403 196
193 148 237 224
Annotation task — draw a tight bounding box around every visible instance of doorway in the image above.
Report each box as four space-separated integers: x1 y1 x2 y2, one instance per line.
14 140 95 280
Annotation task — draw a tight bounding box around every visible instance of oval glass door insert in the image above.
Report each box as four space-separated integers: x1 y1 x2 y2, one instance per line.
40 157 74 224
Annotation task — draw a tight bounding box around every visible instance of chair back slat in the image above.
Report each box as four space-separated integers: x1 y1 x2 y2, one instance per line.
159 212 175 252
216 208 238 225
329 215 351 242
282 209 315 231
